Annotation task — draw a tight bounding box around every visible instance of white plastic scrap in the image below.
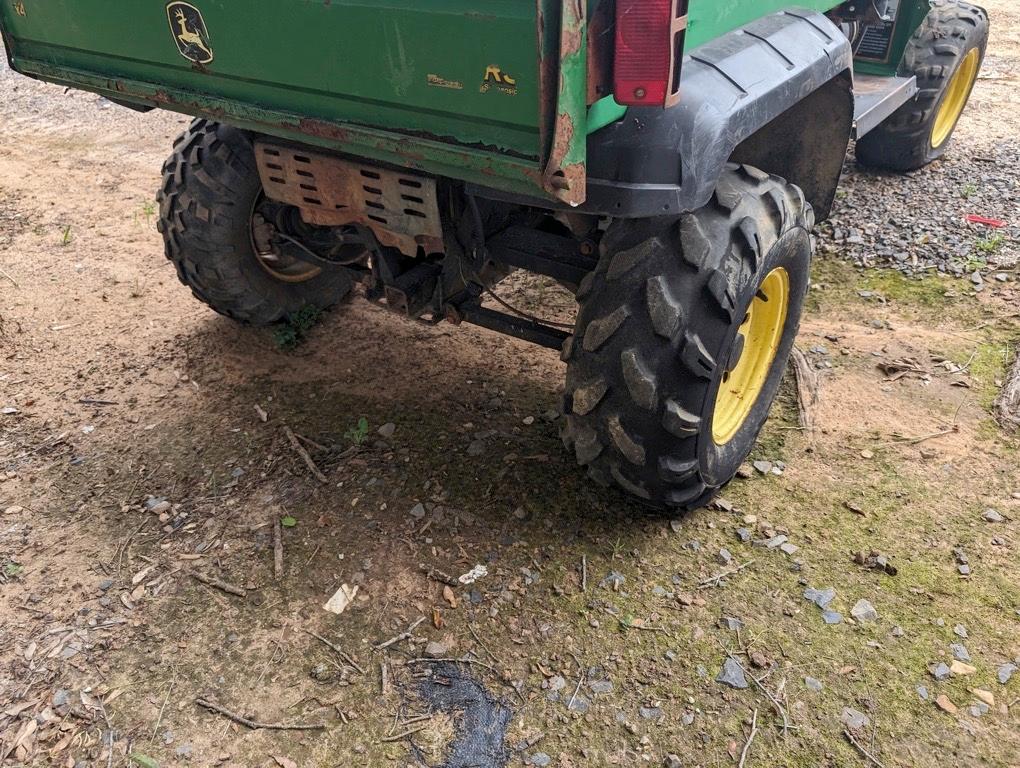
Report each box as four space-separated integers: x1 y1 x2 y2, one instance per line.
322 583 359 615
458 565 488 585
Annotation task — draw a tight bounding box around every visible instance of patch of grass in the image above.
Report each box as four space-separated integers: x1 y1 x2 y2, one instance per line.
974 233 1005 255
344 417 370 445
961 183 978 200
272 305 323 350
60 225 73 247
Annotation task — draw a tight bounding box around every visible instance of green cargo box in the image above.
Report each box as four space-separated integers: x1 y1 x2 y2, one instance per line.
0 0 588 204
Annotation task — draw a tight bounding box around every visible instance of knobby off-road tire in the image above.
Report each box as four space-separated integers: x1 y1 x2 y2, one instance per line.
856 0 989 172
158 119 353 326
561 165 813 511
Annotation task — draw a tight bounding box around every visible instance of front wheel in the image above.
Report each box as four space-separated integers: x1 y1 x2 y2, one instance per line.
561 165 814 511
855 0 989 172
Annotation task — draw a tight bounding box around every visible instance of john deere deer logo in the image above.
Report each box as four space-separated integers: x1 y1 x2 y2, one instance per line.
166 2 214 65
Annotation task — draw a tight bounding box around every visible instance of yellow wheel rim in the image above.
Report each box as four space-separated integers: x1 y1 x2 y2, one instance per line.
712 267 790 445
931 48 980 149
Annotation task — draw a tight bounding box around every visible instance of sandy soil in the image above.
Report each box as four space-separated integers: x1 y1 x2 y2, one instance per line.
2 4 1019 767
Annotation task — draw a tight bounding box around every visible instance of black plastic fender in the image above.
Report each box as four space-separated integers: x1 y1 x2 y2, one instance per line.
469 10 854 221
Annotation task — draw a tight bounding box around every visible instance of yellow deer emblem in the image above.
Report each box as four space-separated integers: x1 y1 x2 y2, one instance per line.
166 3 214 64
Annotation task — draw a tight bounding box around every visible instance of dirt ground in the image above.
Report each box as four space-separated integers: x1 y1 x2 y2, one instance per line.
2 4 1020 767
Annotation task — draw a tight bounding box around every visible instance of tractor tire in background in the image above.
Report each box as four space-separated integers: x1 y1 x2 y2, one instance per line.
561 165 814 511
855 0 989 172
158 119 353 326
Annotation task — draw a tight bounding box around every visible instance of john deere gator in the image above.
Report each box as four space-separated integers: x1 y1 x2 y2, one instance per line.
0 0 989 510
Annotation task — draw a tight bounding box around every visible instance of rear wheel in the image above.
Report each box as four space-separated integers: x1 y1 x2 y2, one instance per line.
561 165 813 511
855 0 989 172
158 119 354 326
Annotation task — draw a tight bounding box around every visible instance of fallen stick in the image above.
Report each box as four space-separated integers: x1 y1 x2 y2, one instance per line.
995 350 1020 432
195 698 324 731
284 425 328 484
374 616 426 650
789 346 819 432
273 516 284 581
881 426 958 446
0 265 19 288
698 560 755 588
380 725 428 743
78 398 119 406
302 628 366 675
190 571 246 598
844 728 886 768
738 708 759 768
419 564 459 587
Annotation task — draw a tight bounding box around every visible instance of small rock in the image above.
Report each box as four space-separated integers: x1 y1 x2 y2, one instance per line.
522 416 535 426
935 694 958 714
600 571 626 591
664 755 683 768
309 663 335 683
804 676 823 692
716 658 748 689
97 578 115 592
950 660 976 676
175 745 193 759
409 503 426 520
851 599 878 622
779 542 799 556
891 626 905 638
969 702 989 717
953 624 968 639
377 422 396 438
466 439 485 457
717 548 732 564
752 460 773 475
639 706 663 720
547 676 566 691
721 617 743 632
736 528 752 543
998 663 1017 684
983 508 1003 523
917 685 929 701
566 695 589 714
424 641 449 659
588 680 613 695
972 689 995 707
958 564 971 576
950 644 971 662
529 753 551 767
52 689 71 707
821 610 843 625
931 663 951 681
764 534 788 549
841 707 870 731
804 586 836 609
669 518 683 533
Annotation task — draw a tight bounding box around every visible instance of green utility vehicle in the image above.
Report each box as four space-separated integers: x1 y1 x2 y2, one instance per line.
1 0 989 510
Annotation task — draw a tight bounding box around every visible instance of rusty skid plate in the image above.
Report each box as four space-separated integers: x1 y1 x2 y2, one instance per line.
254 141 444 256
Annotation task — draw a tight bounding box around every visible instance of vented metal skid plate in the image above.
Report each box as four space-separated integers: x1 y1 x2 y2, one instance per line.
255 141 443 256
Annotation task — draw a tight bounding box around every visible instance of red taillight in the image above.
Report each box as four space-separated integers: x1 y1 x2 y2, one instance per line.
614 0 687 107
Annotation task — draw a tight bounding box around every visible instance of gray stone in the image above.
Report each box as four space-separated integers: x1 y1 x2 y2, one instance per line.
753 460 773 475
721 617 743 632
821 610 843 625
804 676 823 692
716 658 748 689
891 626 905 637
841 707 870 731
953 624 968 638
736 528 752 543
529 753 552 767
765 534 788 549
466 439 485 456
851 599 878 622
664 755 683 768
969 702 990 718
983 508 1004 523
600 571 626 591
639 706 664 720
175 745 192 759
588 680 613 695
931 662 951 681
958 564 971 576
97 578 115 592
547 675 566 692
718 548 732 564
950 644 971 662
780 542 800 555
804 586 836 609
52 689 71 707
917 685 928 701
424 641 448 659
377 422 396 438
409 502 426 520
567 694 589 713
998 663 1017 685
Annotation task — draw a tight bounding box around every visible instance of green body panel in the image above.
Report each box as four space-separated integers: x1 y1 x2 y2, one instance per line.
685 0 840 49
854 0 933 76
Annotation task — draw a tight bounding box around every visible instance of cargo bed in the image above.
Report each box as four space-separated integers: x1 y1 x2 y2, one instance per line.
0 0 587 204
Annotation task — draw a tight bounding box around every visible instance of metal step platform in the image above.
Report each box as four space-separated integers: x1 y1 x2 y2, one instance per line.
853 74 919 139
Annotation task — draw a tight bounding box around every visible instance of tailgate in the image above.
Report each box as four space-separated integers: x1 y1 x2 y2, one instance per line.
0 0 586 204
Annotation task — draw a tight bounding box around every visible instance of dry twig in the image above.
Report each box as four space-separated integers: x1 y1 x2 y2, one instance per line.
195 698 324 731
190 571 246 598
844 728 886 768
302 628 366 674
698 560 755 588
375 616 426 650
283 425 328 483
272 516 284 581
738 708 759 768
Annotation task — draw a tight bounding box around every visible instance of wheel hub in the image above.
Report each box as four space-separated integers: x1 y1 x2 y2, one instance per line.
931 48 980 150
712 267 791 445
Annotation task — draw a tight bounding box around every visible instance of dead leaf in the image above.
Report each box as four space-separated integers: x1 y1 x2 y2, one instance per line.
442 585 457 609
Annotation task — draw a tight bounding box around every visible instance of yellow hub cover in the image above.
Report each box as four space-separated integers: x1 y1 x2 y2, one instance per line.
712 267 790 445
931 48 980 150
